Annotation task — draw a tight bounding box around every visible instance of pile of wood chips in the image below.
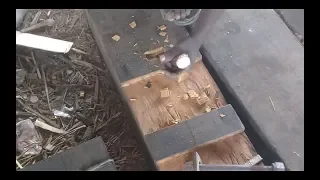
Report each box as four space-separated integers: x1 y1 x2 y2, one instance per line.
16 9 148 171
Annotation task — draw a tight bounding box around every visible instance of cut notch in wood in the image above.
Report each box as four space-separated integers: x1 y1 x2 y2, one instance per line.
145 104 245 161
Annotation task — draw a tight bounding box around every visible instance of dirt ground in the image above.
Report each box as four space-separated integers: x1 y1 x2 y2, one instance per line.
16 9 148 171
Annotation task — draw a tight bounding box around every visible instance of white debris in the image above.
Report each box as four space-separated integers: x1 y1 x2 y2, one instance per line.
53 110 71 118
16 119 42 156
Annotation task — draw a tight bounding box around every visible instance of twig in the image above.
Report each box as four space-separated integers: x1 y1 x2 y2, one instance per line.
34 119 67 134
31 52 41 80
16 160 23 169
30 11 42 26
20 19 55 33
16 99 59 128
269 96 276 111
94 75 99 104
71 48 89 55
41 66 52 111
70 59 105 73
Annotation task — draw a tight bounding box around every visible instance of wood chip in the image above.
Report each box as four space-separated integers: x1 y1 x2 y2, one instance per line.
112 34 121 41
79 91 85 97
71 48 89 55
187 90 199 98
157 25 167 31
205 106 211 113
160 88 171 98
196 93 210 105
164 35 169 43
34 119 67 134
129 21 136 28
44 143 55 151
220 114 225 118
159 32 167 37
144 47 164 55
183 94 189 100
177 71 189 83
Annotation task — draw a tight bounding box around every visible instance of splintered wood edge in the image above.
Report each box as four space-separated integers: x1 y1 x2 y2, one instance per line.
121 56 202 88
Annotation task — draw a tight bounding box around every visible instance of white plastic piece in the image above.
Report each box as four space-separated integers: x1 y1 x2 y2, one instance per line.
16 31 73 53
53 110 71 118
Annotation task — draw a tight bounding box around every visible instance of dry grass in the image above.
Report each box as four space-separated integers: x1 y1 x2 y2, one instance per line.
16 9 148 171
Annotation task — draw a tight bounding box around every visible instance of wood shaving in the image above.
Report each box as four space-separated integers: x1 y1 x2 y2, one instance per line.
112 34 121 41
183 94 189 100
160 88 171 98
129 21 136 28
187 90 199 98
177 71 189 83
159 32 167 37
157 25 167 31
196 93 210 105
220 114 225 118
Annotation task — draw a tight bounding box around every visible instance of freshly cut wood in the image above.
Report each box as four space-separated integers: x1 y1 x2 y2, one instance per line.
121 60 257 171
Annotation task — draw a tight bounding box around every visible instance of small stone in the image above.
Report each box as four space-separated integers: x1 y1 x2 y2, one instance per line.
129 21 136 28
112 34 121 41
159 32 167 37
196 93 210 105
30 95 39 103
187 90 199 98
220 114 225 118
